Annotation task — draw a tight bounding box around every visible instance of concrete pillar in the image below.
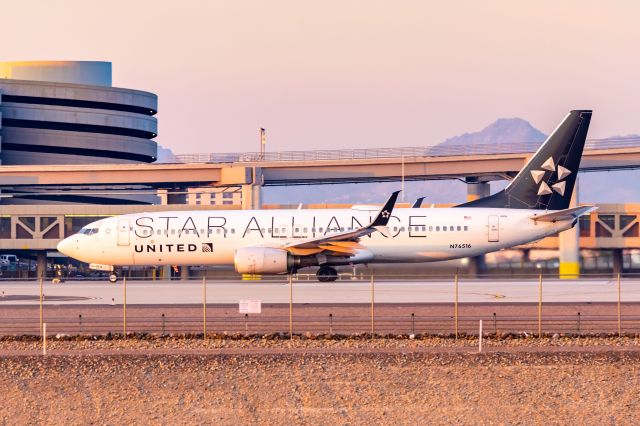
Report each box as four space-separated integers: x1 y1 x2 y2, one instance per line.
145 267 155 279
36 251 47 279
468 255 486 277
559 179 580 279
241 184 262 210
466 181 490 202
241 167 262 210
180 265 190 280
162 265 171 280
612 249 624 276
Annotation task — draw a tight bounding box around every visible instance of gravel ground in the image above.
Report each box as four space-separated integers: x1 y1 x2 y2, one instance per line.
2 334 640 353
1 337 639 425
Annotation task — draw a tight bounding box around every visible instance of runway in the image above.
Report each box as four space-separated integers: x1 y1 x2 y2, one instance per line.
0 277 637 305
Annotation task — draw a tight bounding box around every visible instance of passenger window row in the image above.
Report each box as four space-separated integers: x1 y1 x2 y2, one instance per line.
393 225 469 232
137 228 235 236
134 224 470 236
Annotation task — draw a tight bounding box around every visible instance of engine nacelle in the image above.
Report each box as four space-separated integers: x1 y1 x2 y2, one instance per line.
234 247 292 274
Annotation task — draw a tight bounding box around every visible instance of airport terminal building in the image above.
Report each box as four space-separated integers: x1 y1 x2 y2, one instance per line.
0 61 157 166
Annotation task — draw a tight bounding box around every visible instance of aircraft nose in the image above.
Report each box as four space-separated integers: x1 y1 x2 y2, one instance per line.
57 237 75 256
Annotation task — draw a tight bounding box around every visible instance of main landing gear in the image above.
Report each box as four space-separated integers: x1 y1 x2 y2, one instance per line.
316 265 338 282
109 272 118 283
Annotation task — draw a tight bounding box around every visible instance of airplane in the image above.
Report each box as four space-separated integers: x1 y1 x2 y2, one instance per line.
57 110 595 283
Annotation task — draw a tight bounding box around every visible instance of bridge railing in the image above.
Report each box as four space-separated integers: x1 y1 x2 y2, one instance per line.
165 137 640 164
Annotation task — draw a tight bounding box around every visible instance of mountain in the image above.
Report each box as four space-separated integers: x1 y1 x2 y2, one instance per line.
155 145 177 163
438 117 546 146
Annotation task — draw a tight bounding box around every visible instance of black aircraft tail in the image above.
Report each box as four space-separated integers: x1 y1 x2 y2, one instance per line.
457 110 592 210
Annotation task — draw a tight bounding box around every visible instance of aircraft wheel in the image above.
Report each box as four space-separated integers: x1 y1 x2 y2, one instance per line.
109 273 118 283
316 266 338 282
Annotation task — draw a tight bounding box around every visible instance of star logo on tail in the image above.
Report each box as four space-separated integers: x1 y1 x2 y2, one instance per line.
530 156 571 197
381 210 390 218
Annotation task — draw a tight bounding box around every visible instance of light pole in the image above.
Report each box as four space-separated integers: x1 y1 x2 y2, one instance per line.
260 128 266 159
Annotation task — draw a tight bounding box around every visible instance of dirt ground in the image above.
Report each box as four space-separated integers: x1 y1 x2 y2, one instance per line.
0 338 639 425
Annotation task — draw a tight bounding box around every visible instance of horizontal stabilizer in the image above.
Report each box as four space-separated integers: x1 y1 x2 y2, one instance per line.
530 206 598 223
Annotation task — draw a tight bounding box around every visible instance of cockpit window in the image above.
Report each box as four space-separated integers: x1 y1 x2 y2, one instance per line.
79 227 99 235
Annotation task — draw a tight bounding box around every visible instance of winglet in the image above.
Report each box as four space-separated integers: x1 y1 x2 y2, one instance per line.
370 191 401 227
412 197 425 208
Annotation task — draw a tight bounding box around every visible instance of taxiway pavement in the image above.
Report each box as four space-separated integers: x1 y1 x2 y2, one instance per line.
0 277 637 305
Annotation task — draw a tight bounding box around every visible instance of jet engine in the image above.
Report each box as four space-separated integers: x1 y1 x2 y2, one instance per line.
234 247 293 274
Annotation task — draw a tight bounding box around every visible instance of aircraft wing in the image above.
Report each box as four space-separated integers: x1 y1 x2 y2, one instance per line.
279 191 400 257
529 205 597 223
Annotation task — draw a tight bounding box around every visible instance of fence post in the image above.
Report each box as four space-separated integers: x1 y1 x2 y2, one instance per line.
78 314 82 333
245 313 249 335
411 313 415 335
478 320 483 353
162 313 166 335
329 313 333 335
370 273 375 338
617 272 622 337
123 276 127 338
42 323 47 356
39 277 43 336
577 312 581 334
538 272 542 337
492 313 497 335
202 276 207 338
454 272 459 339
289 274 293 339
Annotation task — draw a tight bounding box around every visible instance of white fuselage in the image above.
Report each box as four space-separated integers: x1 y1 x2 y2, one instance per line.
58 207 572 268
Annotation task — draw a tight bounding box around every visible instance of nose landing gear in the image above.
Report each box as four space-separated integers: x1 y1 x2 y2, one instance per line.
52 265 66 284
316 265 338 282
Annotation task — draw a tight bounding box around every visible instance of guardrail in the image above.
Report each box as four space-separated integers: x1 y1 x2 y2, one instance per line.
165 137 640 164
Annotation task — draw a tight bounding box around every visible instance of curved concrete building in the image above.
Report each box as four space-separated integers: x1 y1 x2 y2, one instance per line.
0 61 157 165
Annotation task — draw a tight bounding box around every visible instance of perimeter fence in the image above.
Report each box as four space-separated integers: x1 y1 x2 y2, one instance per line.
1 272 639 338
1 312 638 337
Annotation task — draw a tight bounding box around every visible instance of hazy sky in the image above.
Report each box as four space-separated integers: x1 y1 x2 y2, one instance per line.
3 1 640 154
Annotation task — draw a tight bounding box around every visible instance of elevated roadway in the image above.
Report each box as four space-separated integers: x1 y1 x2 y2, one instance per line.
0 139 639 189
